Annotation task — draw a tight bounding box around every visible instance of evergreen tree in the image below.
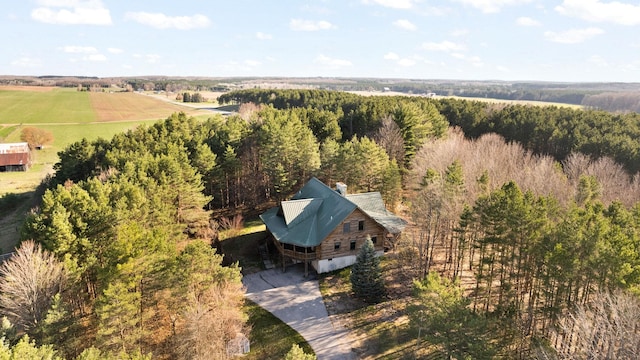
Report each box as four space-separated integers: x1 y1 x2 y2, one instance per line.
408 272 497 359
284 344 316 360
350 237 385 303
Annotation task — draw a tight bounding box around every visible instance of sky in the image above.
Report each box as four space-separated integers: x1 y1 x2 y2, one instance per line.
2 0 640 82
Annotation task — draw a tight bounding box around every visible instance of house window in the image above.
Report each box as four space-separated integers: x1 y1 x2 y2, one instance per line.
343 223 350 233
371 236 377 244
350 240 356 250
358 220 365 231
334 242 341 250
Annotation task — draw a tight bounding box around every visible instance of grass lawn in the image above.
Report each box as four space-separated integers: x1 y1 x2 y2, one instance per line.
243 299 314 359
219 218 267 273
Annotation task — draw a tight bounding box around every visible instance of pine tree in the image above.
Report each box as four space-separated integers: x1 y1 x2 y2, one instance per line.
350 237 385 303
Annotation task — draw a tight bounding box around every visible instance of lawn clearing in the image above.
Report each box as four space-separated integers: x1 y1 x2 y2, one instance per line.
219 218 267 274
243 299 314 360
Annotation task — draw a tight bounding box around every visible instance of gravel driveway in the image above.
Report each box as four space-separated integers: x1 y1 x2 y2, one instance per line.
243 265 357 359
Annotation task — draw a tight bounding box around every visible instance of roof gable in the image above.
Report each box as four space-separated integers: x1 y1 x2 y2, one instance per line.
260 177 406 247
281 198 323 227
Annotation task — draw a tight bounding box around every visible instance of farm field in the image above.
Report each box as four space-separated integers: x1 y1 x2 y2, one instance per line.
0 87 217 254
0 86 95 124
90 91 209 121
0 87 212 182
350 90 584 109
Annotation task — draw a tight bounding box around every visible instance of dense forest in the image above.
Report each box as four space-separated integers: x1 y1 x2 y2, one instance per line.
3 88 640 358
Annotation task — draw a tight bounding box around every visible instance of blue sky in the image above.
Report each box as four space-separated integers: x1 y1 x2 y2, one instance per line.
2 0 640 82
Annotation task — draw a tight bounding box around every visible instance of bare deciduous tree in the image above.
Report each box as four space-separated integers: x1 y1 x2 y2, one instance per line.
374 115 405 167
175 282 246 360
549 290 640 360
20 126 54 149
0 241 66 332
564 153 640 207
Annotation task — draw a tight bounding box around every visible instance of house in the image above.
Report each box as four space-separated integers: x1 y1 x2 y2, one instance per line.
260 177 407 276
0 142 31 172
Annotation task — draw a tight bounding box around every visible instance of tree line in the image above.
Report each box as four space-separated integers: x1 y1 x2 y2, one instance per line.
221 89 640 175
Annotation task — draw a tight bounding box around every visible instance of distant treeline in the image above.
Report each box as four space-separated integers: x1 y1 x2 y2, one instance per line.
220 89 640 174
3 76 639 111
583 91 640 113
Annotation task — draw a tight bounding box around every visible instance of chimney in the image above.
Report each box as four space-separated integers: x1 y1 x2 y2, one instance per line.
336 182 347 197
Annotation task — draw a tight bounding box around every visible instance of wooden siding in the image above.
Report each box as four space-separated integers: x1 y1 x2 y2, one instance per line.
316 208 385 260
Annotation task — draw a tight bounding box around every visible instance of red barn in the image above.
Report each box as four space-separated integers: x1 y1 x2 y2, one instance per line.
0 142 31 172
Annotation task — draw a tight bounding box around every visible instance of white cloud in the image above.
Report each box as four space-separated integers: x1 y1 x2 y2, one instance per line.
392 19 417 31
314 54 352 68
244 60 261 66
496 65 510 72
397 58 416 67
125 12 211 30
556 0 640 26
289 19 335 31
61 45 97 53
383 52 419 67
107 47 123 54
516 16 541 26
383 52 400 60
453 0 532 14
362 0 417 9
544 27 604 44
59 45 107 61
422 40 466 52
10 57 42 68
31 0 111 25
256 32 272 40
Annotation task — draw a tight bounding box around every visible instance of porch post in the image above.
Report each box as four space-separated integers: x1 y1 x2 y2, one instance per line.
304 247 308 278
281 249 285 273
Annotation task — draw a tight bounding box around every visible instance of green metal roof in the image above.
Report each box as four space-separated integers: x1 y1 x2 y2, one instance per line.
346 193 408 234
260 178 407 247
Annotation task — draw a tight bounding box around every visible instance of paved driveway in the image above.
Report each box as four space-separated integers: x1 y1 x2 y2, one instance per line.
243 265 356 360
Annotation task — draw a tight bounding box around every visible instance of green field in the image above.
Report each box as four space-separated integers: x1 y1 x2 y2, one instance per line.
0 87 214 254
0 88 95 124
0 88 212 195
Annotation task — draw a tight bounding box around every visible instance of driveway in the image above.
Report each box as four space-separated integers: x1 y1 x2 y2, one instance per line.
243 265 356 360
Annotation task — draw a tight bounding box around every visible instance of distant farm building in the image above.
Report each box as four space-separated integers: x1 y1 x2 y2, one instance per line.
0 142 31 172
